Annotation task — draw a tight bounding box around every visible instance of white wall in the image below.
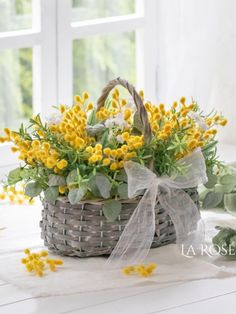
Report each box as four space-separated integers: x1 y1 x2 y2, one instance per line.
156 0 236 144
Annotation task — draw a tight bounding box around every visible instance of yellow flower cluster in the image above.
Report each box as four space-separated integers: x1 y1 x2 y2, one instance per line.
144 97 227 158
0 185 35 205
122 263 157 277
96 88 129 121
49 92 95 150
85 133 143 171
21 249 63 277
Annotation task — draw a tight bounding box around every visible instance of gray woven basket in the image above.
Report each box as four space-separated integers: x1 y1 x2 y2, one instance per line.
40 78 200 257
40 188 199 257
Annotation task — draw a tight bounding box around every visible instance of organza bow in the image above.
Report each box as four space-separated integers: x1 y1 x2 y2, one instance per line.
106 148 208 268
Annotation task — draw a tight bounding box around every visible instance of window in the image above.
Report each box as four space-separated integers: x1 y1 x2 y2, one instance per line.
0 0 158 170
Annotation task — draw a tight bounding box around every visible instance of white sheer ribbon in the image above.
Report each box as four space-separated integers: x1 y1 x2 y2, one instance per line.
106 148 208 268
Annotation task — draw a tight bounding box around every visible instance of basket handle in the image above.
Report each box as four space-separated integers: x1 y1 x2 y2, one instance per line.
96 77 152 141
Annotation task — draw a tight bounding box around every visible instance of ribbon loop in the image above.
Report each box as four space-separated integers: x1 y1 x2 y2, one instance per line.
106 148 207 269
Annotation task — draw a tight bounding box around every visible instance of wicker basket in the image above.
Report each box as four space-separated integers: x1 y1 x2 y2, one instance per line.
40 78 200 257
40 188 199 257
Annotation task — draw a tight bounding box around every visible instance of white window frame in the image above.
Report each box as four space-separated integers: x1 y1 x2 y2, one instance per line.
0 0 158 172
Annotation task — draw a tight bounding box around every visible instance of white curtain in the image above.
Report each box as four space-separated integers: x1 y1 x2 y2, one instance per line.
156 0 236 144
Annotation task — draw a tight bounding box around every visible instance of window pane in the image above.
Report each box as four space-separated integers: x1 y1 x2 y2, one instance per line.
72 0 135 22
0 0 32 32
73 32 136 100
0 48 33 130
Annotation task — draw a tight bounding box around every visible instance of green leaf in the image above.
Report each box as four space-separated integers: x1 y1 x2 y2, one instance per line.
100 129 109 147
8 168 22 185
87 109 96 125
44 186 59 204
102 200 122 221
202 191 223 209
220 174 236 186
89 175 101 197
48 174 66 187
66 169 78 186
116 169 127 182
86 123 105 137
224 193 236 214
204 171 217 189
132 111 143 135
20 168 36 180
118 183 128 199
95 173 111 199
68 187 87 205
24 182 42 198
215 183 234 194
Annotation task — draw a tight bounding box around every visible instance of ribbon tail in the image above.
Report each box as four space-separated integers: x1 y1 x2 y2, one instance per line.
159 188 205 249
105 184 157 269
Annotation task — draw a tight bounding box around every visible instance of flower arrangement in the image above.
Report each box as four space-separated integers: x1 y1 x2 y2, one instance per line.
0 80 227 220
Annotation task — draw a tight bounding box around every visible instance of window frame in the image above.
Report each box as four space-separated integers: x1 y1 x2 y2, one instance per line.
0 0 158 171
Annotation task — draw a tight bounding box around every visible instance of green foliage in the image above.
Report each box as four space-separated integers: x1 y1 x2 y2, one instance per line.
44 186 59 205
24 182 42 198
212 227 236 257
202 191 223 209
118 183 128 199
94 173 111 199
8 168 23 185
68 186 87 205
48 174 66 187
199 162 236 210
102 200 122 221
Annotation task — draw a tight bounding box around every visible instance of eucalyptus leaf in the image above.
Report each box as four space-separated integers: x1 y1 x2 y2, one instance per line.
202 191 223 209
66 169 78 186
215 183 234 194
24 182 42 198
133 111 143 134
48 174 66 187
89 176 101 197
220 174 236 186
95 173 111 199
86 123 105 137
224 193 236 214
100 129 109 147
68 187 87 205
44 186 59 204
118 183 128 199
8 168 22 185
116 169 127 183
204 171 217 189
102 200 122 221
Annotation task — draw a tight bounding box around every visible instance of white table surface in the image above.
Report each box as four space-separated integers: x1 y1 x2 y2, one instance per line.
1 143 236 314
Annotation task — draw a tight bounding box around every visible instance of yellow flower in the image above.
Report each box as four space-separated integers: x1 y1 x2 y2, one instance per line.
219 118 227 126
85 146 94 154
102 158 111 166
180 96 186 105
57 159 68 170
139 90 144 99
95 143 103 151
59 186 67 194
124 108 132 121
83 91 89 100
188 139 198 150
11 146 18 153
110 162 118 171
32 140 40 148
87 102 94 111
103 147 111 155
121 99 127 106
122 132 130 141
74 95 82 103
59 104 66 113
